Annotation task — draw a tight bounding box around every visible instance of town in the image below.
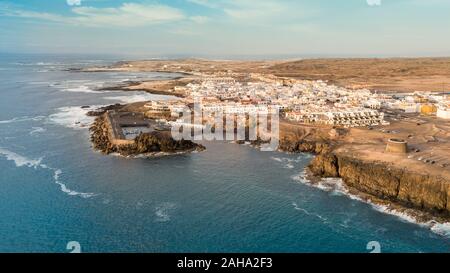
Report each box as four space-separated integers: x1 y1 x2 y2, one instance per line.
88 62 450 236
142 73 450 129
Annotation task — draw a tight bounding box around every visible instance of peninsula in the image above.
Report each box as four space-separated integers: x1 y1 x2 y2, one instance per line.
89 107 205 157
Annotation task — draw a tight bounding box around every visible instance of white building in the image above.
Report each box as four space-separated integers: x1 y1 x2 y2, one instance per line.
285 112 319 123
145 101 170 112
437 106 450 119
322 110 384 127
364 99 381 109
399 103 420 113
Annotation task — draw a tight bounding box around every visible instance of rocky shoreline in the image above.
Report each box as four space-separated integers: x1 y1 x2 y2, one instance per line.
308 151 450 219
96 81 187 98
274 136 450 223
86 103 124 117
75 59 450 224
90 114 205 157
269 120 450 222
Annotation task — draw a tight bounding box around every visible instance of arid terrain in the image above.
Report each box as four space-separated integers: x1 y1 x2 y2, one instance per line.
82 57 450 93
280 112 450 180
269 58 450 92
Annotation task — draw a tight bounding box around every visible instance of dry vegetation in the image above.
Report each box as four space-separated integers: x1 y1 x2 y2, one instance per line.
268 58 450 92
83 57 450 93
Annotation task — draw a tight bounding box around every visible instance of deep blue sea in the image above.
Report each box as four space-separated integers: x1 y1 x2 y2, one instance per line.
0 53 449 253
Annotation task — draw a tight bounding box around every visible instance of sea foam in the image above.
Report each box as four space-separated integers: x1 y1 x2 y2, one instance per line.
0 148 43 168
0 115 46 125
30 127 46 135
291 169 450 238
104 93 171 104
0 147 97 198
53 169 97 198
63 85 104 94
155 202 177 222
47 106 103 129
292 202 327 222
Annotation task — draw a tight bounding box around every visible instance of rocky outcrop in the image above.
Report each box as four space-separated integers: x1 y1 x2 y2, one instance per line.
309 152 450 217
277 121 339 154
86 104 124 117
90 114 205 156
308 153 340 178
90 115 113 152
279 138 333 154
277 123 450 218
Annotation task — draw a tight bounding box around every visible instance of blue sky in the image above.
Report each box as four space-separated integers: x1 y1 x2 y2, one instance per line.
0 0 449 57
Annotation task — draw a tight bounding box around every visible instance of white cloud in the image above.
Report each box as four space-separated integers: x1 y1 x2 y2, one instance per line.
1 8 69 23
1 3 187 27
189 16 209 24
367 0 382 6
67 0 82 6
188 0 286 19
187 0 218 9
71 3 185 26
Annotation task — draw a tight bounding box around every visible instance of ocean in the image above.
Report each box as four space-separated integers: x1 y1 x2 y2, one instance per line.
0 53 449 253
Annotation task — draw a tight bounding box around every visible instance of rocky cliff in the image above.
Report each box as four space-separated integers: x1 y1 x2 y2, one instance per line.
309 152 450 217
279 139 333 154
275 122 450 219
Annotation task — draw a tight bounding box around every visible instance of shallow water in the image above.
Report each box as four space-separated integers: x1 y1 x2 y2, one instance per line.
0 54 449 253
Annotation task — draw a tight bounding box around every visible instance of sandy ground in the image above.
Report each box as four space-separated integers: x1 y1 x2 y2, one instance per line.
268 58 450 92
334 112 450 180
84 57 450 93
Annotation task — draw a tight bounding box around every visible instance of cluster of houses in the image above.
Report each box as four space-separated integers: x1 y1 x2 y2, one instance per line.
180 79 389 127
286 108 385 127
143 75 450 128
381 92 450 119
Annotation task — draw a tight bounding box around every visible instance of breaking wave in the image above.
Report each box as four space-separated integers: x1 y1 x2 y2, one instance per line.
30 127 46 135
0 148 43 168
284 163 294 169
271 155 308 169
0 147 97 198
53 169 97 198
47 106 103 129
292 202 328 222
271 157 283 162
0 116 46 125
155 202 177 222
104 93 171 104
63 85 105 94
11 62 63 66
291 169 450 238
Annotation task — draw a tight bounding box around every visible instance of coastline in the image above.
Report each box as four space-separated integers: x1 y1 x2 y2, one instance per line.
95 77 193 98
77 58 450 226
236 136 450 235
96 81 187 98
274 121 450 223
308 151 450 218
294 168 450 237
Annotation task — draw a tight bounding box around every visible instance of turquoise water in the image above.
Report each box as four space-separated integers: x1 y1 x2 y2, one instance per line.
0 54 449 253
